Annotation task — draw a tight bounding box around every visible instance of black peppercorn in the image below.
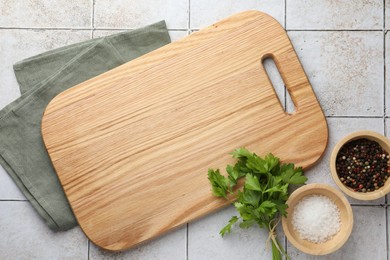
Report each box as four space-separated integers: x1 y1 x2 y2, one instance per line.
336 138 390 192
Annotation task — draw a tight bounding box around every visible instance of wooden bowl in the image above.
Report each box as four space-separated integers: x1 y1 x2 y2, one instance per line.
330 130 390 200
282 184 353 255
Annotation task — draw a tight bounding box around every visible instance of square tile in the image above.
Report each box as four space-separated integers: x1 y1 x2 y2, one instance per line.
190 0 284 29
188 206 285 260
0 0 91 28
94 0 188 29
287 206 386 259
93 29 188 42
0 201 88 259
89 226 186 260
304 117 384 205
288 31 383 116
168 30 188 42
0 29 91 109
287 0 383 30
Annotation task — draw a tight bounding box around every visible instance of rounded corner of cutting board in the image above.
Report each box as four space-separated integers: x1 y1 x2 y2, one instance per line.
201 11 284 39
238 10 282 26
42 89 70 129
87 236 123 253
80 222 144 252
305 114 329 170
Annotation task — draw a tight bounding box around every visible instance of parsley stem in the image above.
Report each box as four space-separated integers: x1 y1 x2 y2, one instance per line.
268 219 289 260
271 239 282 260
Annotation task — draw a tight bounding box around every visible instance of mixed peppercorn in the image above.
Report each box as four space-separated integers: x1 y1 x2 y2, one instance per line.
336 138 390 192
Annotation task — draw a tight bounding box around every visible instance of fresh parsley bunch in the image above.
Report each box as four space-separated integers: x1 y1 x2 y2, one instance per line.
208 148 307 260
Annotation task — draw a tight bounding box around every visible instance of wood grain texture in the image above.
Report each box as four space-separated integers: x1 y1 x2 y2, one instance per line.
41 11 328 251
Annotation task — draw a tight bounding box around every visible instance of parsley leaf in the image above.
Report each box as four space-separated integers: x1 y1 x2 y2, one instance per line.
231 148 253 159
220 216 239 237
207 148 306 260
207 169 230 198
226 164 245 185
245 174 262 191
281 164 307 184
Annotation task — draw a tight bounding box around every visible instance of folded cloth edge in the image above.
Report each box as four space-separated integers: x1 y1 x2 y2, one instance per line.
0 20 171 231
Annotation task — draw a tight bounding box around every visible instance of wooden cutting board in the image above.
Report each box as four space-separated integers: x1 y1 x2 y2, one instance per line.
42 11 328 251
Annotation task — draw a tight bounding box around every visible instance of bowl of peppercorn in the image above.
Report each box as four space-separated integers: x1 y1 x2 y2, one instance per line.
330 130 390 200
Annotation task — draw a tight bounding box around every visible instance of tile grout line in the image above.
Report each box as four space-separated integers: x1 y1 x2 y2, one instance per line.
384 4 389 260
88 4 94 259
284 0 287 113
384 0 387 29
384 0 387 130
91 28 188 31
186 1 191 257
284 234 287 260
384 0 387 165
284 86 287 111
0 27 382 32
287 29 383 32
384 17 387 142
283 0 288 218
186 1 190 258
188 0 191 34
350 204 388 207
326 115 384 118
186 223 189 260
92 0 95 29
0 27 188 31
386 207 389 260
192 28 383 32
284 0 287 29
0 199 28 202
90 0 95 39
0 27 92 30
87 240 90 260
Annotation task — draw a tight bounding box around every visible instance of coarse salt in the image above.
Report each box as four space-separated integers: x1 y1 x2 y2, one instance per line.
291 195 341 243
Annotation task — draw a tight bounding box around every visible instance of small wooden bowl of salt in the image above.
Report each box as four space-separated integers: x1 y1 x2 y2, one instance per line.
282 183 353 255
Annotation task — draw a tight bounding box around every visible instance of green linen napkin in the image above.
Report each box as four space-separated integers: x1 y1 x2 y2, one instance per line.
0 21 171 231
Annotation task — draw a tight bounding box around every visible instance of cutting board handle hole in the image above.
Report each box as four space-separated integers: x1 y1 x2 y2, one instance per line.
262 57 296 114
